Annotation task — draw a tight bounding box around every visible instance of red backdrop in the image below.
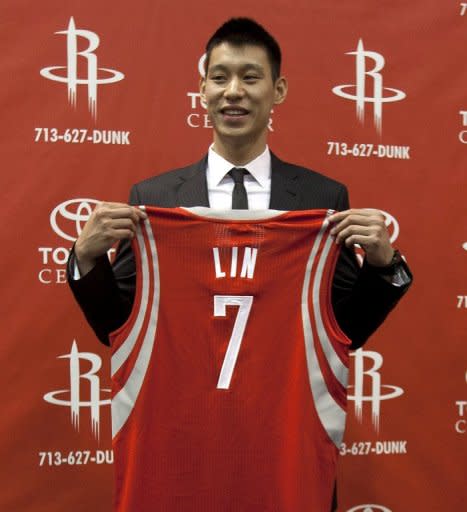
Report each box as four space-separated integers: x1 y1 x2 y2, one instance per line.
1 1 466 511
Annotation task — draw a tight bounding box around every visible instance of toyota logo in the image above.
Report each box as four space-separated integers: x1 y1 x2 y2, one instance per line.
198 53 207 77
50 198 99 242
379 209 399 244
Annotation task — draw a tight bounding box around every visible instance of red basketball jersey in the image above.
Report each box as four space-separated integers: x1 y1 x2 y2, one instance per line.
110 207 350 512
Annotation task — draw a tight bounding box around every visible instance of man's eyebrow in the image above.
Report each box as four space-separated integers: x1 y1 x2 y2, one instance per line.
207 63 265 73
207 64 228 73
242 64 265 73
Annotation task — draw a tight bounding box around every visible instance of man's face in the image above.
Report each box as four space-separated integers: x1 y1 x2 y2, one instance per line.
200 43 287 148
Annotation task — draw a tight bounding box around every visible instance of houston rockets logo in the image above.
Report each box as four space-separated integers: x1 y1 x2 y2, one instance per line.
332 39 406 134
348 349 404 433
50 198 99 242
40 17 124 119
43 341 111 441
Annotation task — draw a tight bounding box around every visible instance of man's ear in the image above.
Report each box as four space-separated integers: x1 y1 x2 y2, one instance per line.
274 76 288 105
199 77 207 107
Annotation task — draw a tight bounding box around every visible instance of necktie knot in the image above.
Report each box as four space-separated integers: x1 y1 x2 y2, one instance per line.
228 167 249 209
228 167 248 184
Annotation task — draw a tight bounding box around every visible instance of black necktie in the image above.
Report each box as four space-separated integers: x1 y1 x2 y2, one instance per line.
228 167 249 209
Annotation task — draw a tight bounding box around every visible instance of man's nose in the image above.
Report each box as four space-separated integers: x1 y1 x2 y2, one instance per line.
224 77 244 99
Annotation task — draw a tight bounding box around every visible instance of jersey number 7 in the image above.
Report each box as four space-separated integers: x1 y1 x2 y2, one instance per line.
214 295 254 390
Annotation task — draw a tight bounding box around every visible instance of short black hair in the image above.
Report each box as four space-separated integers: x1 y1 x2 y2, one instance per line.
205 17 282 82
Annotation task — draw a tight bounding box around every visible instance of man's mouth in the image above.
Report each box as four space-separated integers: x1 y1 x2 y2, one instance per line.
220 107 249 117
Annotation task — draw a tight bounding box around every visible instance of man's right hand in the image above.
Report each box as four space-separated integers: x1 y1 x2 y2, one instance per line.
74 202 147 277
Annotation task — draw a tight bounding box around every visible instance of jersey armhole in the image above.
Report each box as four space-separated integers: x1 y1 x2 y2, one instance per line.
108 233 144 348
321 240 352 349
108 212 157 353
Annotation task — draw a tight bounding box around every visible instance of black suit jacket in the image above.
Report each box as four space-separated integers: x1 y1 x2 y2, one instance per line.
68 153 410 348
67 153 411 512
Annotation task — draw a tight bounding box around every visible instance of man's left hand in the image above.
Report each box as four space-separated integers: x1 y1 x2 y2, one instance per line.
328 208 394 267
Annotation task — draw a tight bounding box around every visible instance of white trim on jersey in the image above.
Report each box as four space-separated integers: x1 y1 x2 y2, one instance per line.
111 217 161 438
301 217 347 447
313 230 349 387
111 226 150 376
182 207 287 220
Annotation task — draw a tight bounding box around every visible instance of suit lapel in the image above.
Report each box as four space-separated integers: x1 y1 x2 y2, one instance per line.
269 152 300 210
177 156 210 207
176 152 300 210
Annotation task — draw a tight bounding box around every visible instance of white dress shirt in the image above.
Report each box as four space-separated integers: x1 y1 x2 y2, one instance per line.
207 145 271 209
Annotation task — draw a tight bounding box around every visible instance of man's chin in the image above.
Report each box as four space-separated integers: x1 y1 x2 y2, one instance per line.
214 121 257 137
215 129 254 144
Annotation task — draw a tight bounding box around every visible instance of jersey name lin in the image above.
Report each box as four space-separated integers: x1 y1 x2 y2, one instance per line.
212 247 258 279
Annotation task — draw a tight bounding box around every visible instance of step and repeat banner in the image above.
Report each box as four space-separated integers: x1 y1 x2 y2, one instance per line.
1 1 465 511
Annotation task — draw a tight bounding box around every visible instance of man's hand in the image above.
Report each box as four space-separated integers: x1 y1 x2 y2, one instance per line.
74 202 147 276
328 208 394 267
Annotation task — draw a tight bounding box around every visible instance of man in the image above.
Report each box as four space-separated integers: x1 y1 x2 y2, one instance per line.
68 18 411 511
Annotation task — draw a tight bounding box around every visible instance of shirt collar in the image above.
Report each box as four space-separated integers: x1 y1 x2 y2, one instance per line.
207 145 271 188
